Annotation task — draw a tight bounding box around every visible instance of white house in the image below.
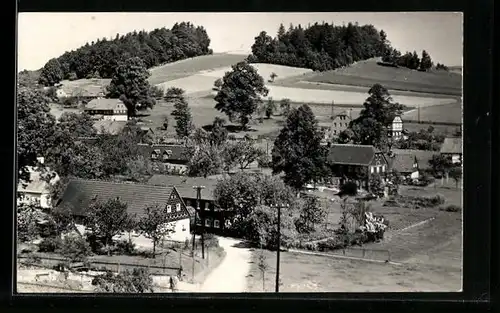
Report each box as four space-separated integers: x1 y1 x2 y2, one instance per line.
57 179 192 243
84 98 128 122
17 166 59 209
388 116 404 140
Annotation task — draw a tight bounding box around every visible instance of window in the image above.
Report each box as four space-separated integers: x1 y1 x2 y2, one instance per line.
370 166 374 173
151 153 157 159
205 218 211 227
176 203 181 212
333 130 337 134
334 123 337 127
214 220 220 228
166 205 172 213
204 202 209 211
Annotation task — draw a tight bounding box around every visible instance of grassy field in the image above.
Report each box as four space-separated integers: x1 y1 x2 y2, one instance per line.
402 102 462 124
148 53 247 85
297 58 462 96
246 248 461 292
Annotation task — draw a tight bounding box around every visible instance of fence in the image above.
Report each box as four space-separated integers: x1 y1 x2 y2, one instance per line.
290 246 392 263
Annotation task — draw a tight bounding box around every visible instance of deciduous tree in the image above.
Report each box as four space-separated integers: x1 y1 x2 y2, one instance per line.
214 61 269 128
209 117 228 146
271 105 327 190
106 57 156 117
223 140 266 171
168 88 194 139
38 58 64 86
449 166 462 189
57 234 92 263
84 198 135 255
420 50 433 71
138 205 174 258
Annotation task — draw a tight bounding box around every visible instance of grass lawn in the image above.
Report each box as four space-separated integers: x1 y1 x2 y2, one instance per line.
148 53 247 86
246 248 461 292
402 102 462 124
299 58 462 96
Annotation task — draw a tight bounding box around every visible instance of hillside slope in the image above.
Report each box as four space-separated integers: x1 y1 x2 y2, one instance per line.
300 58 462 96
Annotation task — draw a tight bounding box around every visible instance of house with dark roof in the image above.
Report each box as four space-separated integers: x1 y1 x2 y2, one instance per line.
386 152 419 180
146 175 230 235
327 144 389 190
58 179 191 242
440 137 462 164
138 144 189 174
390 149 437 172
84 98 128 122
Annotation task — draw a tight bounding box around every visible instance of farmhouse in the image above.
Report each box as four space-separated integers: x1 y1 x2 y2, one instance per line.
390 148 437 172
84 98 128 121
147 175 230 235
440 137 462 164
138 143 189 174
58 84 106 104
17 166 60 209
387 152 419 180
57 179 191 242
319 111 352 142
327 144 389 190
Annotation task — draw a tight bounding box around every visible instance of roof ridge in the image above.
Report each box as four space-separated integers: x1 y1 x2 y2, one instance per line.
70 178 174 190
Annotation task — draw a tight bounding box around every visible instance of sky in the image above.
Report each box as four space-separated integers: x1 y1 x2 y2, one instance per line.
17 12 463 71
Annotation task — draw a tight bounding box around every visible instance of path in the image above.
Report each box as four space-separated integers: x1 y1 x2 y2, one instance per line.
199 237 252 292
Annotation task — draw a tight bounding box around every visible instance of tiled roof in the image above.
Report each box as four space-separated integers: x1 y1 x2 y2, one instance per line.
440 137 462 154
85 98 127 111
137 144 189 162
147 175 219 201
327 144 377 166
93 120 127 135
390 149 437 170
58 179 187 220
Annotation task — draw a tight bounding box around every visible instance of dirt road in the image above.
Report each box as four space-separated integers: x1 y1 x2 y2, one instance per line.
199 237 252 292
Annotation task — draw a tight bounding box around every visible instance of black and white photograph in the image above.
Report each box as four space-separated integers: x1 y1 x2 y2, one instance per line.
16 12 463 294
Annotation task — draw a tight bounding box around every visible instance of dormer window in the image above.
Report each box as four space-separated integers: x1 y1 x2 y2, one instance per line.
166 205 172 213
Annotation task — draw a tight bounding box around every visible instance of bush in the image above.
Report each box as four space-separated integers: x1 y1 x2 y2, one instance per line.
440 205 461 212
38 221 58 238
395 194 445 208
58 234 92 262
38 237 62 253
114 240 136 255
92 268 154 293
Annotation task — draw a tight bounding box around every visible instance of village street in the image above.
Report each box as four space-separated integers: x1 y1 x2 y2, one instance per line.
198 237 252 292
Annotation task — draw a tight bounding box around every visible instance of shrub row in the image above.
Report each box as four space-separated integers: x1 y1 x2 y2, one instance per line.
385 194 445 209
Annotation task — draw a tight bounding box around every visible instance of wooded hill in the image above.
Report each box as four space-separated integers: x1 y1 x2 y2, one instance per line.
38 22 212 86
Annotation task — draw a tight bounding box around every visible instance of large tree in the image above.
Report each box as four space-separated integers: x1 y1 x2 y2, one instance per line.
186 141 224 178
167 87 194 139
17 88 56 184
38 58 64 86
295 195 326 233
138 205 174 258
223 140 266 171
209 117 228 146
214 61 269 129
271 105 327 190
106 57 156 117
85 198 135 255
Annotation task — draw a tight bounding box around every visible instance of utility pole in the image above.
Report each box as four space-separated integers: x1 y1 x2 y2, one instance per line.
271 202 289 292
418 103 421 123
331 100 335 119
193 186 206 259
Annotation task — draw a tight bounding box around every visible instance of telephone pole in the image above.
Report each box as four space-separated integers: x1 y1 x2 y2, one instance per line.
331 100 335 119
271 202 289 292
193 186 206 259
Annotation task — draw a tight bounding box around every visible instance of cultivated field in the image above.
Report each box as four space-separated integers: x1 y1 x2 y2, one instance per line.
287 58 462 96
148 53 247 85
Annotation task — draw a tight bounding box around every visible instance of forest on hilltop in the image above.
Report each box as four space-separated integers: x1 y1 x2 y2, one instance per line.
248 22 439 72
37 22 212 86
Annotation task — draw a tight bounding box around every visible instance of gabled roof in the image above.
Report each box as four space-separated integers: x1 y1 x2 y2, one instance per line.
85 98 127 111
389 153 417 173
93 120 127 135
137 144 189 162
58 179 188 220
147 175 218 201
390 149 437 170
327 144 377 166
440 137 462 154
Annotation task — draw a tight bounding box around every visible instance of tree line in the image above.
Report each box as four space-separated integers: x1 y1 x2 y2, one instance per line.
248 22 388 71
38 22 212 86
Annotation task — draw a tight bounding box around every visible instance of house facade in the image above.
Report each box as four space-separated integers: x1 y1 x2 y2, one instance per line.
84 98 128 122
386 152 419 180
17 166 59 209
57 179 191 242
319 111 352 143
138 144 189 174
440 137 463 164
327 144 389 190
388 116 403 140
147 175 230 236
